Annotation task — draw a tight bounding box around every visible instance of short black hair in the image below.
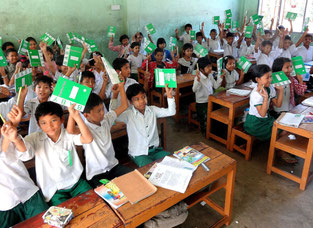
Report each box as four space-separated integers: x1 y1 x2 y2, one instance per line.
154 47 164 55
119 34 129 43
55 55 64 66
135 32 143 39
272 57 291 72
1 42 15 52
130 42 140 49
247 64 271 83
46 46 54 55
278 25 285 30
26 37 37 43
197 57 211 70
157 38 166 47
210 29 217 33
80 70 95 83
182 43 193 52
185 24 192 29
126 84 146 101
112 58 129 71
284 35 292 41
226 32 235 38
305 34 313 39
88 51 103 66
264 30 272 35
34 76 53 88
5 48 17 56
35 101 63 122
261 40 273 47
223 55 235 67
196 32 203 38
83 93 103 114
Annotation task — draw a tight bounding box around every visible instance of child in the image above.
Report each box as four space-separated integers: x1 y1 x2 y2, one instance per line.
221 55 244 89
175 24 193 44
80 70 109 101
132 32 147 55
272 57 307 114
273 19 293 49
0 107 48 227
127 42 146 81
67 85 132 188
295 34 313 62
178 43 197 74
192 57 222 134
151 38 172 62
109 34 131 58
110 83 176 167
43 46 58 78
194 32 209 51
208 29 221 52
3 48 19 84
279 29 308 59
18 102 93 205
219 31 241 58
26 37 38 50
238 37 255 57
1 41 15 53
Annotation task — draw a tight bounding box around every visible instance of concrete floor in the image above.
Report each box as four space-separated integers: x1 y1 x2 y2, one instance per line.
164 118 313 228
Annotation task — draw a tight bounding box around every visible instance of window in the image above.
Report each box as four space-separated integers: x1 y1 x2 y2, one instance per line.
258 0 312 32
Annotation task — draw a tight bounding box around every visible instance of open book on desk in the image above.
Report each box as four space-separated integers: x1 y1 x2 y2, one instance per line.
278 113 304 128
226 88 251 97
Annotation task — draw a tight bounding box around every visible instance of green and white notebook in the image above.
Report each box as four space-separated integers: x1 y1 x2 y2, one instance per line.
15 68 32 92
18 40 29 55
271 71 291 86
57 37 63 50
225 18 232 29
28 50 45 67
190 30 196 40
155 69 177 88
212 16 220 25
258 22 265 36
169 37 177 51
286 12 297 20
244 26 254 38
101 57 122 85
231 21 239 30
107 26 116 37
303 18 310 32
85 39 99 53
217 57 224 76
40 32 55 46
63 45 83 67
50 77 91 112
236 56 252 73
251 14 261 25
0 49 7 67
225 9 232 18
145 23 156 35
144 41 157 54
66 32 75 44
291 56 306 75
73 33 86 44
193 44 208 57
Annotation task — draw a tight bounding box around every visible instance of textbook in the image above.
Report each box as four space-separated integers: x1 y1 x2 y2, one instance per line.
107 26 116 37
40 32 56 46
50 77 92 112
173 146 210 167
0 49 7 67
244 26 254 38
227 88 251 96
271 71 291 86
85 39 99 53
302 115 313 124
193 43 208 57
225 9 232 18
190 30 196 40
225 18 232 29
145 23 156 35
231 21 239 31
212 16 220 25
42 206 73 228
63 45 83 67
217 57 223 76
291 56 306 75
236 56 252 73
278 113 304 128
251 14 261 25
94 179 128 209
56 37 63 50
286 12 297 20
258 21 265 36
18 39 29 55
155 68 177 88
73 33 86 44
101 57 122 84
144 41 157 54
66 32 75 44
302 96 313 107
28 50 45 67
169 37 177 51
15 68 32 92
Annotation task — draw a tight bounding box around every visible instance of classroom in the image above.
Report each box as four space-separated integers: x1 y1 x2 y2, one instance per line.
1 0 313 227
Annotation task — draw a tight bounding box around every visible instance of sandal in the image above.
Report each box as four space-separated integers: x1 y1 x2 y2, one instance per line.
278 151 298 164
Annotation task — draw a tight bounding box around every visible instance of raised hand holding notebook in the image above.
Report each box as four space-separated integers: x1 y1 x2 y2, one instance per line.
244 26 254 38
251 14 261 25
155 69 177 88
145 23 156 35
101 57 122 84
18 40 29 55
291 56 306 75
225 9 232 18
40 32 56 46
212 16 220 25
237 56 252 73
107 26 116 37
190 30 196 40
15 68 32 92
28 50 45 67
144 40 157 54
63 45 83 67
56 37 63 50
194 44 208 57
85 39 99 53
73 33 86 44
66 32 75 44
286 12 297 20
169 37 177 51
0 49 7 67
271 71 291 86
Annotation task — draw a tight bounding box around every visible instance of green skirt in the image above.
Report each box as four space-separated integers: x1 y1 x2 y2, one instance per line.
243 114 275 141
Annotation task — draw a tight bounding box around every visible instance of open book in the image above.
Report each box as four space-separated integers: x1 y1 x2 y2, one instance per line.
173 146 210 167
302 96 313 107
226 88 251 96
278 113 304 128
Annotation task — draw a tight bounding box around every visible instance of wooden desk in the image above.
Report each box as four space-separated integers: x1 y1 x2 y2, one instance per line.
114 142 237 227
206 85 251 150
267 104 313 190
14 190 124 228
299 91 313 103
174 73 195 122
111 121 127 140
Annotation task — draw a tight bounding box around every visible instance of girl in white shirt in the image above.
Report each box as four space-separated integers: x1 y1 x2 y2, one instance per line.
221 55 244 89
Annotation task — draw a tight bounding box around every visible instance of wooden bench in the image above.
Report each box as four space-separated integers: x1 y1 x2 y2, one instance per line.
188 102 200 128
229 123 255 160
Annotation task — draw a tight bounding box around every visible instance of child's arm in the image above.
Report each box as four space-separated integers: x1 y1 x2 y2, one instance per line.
192 71 201 92
218 23 225 46
256 87 269 117
1 123 26 152
271 86 284 108
9 62 22 87
68 104 93 144
111 82 128 116
81 42 88 64
175 29 180 40
65 65 77 78
236 70 245 85
152 84 176 118
109 36 121 52
288 19 293 34
0 67 9 86
240 16 247 34
40 42 56 76
236 33 245 49
201 22 207 41
99 71 109 100
293 73 307 96
66 114 81 134
295 27 309 47
254 32 261 53
269 18 274 33
148 34 154 44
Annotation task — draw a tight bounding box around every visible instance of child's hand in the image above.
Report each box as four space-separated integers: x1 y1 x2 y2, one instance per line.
165 84 173 98
296 73 304 84
201 22 204 30
0 66 5 76
274 85 284 91
102 71 109 85
1 122 19 143
66 65 77 76
0 86 10 97
259 87 268 99
110 35 114 42
144 71 151 80
7 105 23 127
271 18 274 24
17 39 22 45
147 54 152 62
82 42 88 52
39 41 47 51
14 62 22 74
68 104 80 120
95 56 105 71
175 29 178 34
111 84 120 98
196 70 201 82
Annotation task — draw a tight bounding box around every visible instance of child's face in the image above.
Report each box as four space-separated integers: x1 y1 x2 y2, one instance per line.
304 36 312 46
52 44 60 54
158 43 166 49
85 103 105 124
261 44 272 55
120 63 131 78
155 51 164 62
35 82 52 101
283 39 292 50
81 77 95 89
222 30 227 38
281 62 293 76
196 36 203 44
245 38 252 46
121 38 129 46
38 114 63 139
29 40 37 50
263 33 271 41
131 92 147 113
60 65 68 75
136 35 143 43
132 46 140 54
184 48 193 58
256 72 272 87
46 51 54 61
210 31 217 39
226 37 234 45
202 64 212 76
7 52 18 64
226 59 236 72
185 27 192 34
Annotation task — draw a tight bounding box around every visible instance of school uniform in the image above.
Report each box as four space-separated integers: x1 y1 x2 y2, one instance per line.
238 42 255 57
127 53 146 81
179 33 193 44
151 49 172 62
222 39 238 57
255 48 282 68
110 97 176 167
0 139 48 227
178 57 198 74
19 128 92 205
54 69 79 82
208 38 221 52
0 96 17 121
5 62 16 81
278 44 298 59
24 97 41 134
224 70 239 89
244 85 276 141
295 45 313 62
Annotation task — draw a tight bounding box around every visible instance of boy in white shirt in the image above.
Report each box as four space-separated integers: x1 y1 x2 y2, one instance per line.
193 32 209 52
295 31 313 62
220 32 242 58
279 30 308 59
110 83 176 167
175 23 193 44
17 102 93 205
127 42 146 81
238 37 255 57
208 29 221 52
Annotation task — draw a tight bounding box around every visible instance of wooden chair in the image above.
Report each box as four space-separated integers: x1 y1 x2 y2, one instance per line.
188 102 200 128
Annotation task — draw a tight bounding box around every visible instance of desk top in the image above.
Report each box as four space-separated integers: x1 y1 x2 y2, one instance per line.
210 85 252 105
176 73 195 85
287 104 313 132
114 142 236 227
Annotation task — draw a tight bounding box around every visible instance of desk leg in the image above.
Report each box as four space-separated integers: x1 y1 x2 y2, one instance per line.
206 99 213 139
174 87 180 122
224 164 236 226
226 107 235 150
267 124 278 175
300 139 313 190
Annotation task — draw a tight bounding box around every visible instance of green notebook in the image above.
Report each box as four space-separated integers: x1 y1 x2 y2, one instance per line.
73 33 86 44
271 71 291 86
194 44 208 57
236 56 252 73
155 69 177 88
212 16 220 25
244 26 254 38
50 77 92 112
225 9 232 18
232 21 239 29
40 32 56 46
303 18 310 32
286 12 297 20
57 37 63 50
66 32 75 44
15 68 32 92
101 57 122 85
85 39 99 53
169 37 177 51
145 23 156 35
63 45 83 67
251 14 260 25
258 22 265 36
217 57 224 76
190 30 196 40
107 26 116 37
0 49 7 67
291 56 306 75
144 41 157 54
28 50 45 67
225 18 232 29
18 40 29 55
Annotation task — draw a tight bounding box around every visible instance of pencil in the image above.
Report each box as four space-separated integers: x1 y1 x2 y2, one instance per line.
0 113 6 123
16 87 22 105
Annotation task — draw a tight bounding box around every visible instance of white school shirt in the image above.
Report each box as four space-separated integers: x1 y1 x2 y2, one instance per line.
19 129 84 202
255 48 282 68
273 84 291 113
222 39 238 57
93 70 104 95
83 111 118 180
192 72 222 103
295 46 313 62
238 42 255 57
0 139 39 210
225 70 239 89
179 33 193 44
24 97 41 134
279 44 298 59
127 53 146 74
249 85 276 118
54 70 78 82
0 96 17 121
110 98 176 157
25 84 36 102
108 78 138 106
208 38 221 52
